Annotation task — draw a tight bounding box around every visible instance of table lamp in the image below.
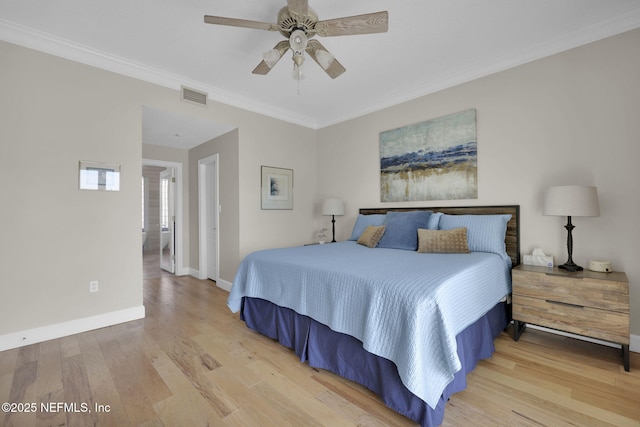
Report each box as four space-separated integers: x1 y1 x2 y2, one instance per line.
543 185 599 271
322 198 344 243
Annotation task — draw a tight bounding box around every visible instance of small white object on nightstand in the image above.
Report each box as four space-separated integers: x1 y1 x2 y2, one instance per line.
523 248 554 267
588 260 612 272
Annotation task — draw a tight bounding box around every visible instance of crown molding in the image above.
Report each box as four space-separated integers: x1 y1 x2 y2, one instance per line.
0 18 319 129
3 8 640 130
315 8 640 128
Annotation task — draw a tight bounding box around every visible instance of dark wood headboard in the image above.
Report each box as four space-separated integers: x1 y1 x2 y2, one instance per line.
359 205 520 266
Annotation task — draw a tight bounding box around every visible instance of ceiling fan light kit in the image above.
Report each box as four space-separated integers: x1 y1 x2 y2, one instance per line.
263 49 283 69
289 29 308 51
204 0 388 80
314 49 334 70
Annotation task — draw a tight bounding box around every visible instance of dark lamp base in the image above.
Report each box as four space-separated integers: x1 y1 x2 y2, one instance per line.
558 262 583 272
559 216 583 273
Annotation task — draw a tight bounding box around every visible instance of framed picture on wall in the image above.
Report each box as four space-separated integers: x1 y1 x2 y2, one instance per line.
79 161 121 191
261 166 293 209
380 108 477 202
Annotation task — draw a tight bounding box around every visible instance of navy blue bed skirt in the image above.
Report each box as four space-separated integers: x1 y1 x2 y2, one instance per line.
241 297 507 427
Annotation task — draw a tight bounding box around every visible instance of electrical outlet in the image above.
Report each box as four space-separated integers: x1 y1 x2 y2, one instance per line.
89 281 99 293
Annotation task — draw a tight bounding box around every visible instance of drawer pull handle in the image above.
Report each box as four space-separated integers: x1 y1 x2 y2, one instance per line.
545 299 584 309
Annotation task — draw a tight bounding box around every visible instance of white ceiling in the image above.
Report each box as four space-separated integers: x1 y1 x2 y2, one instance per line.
141 106 236 150
2 1 640 147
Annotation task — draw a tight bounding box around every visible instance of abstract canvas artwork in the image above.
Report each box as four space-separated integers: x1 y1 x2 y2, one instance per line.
380 109 477 202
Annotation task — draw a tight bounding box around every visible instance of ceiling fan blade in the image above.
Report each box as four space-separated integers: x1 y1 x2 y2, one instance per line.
252 41 290 75
287 0 309 18
252 61 272 75
204 15 278 32
306 40 346 79
314 11 388 37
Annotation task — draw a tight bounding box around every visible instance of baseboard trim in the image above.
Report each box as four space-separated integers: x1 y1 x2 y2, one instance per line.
526 324 640 353
174 267 189 276
188 269 232 292
0 305 145 352
216 279 232 292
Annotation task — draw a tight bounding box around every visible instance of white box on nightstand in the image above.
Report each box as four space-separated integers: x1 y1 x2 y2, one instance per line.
523 254 554 267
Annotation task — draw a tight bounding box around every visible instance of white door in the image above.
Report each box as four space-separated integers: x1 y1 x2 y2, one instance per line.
198 154 219 282
159 168 175 273
206 160 218 280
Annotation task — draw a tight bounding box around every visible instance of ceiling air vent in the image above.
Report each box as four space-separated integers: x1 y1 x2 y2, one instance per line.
180 86 208 107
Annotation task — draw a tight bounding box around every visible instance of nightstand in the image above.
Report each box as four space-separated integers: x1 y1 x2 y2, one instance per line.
512 264 630 371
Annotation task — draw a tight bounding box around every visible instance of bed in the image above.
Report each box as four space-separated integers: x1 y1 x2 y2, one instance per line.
228 205 520 426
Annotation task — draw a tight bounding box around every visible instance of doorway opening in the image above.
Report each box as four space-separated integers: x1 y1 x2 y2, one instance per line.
159 167 175 273
142 159 183 276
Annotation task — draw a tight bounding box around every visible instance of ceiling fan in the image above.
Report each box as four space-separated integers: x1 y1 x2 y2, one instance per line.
204 0 388 79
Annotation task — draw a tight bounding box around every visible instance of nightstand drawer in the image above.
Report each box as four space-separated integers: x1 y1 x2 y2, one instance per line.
512 269 629 313
513 294 630 344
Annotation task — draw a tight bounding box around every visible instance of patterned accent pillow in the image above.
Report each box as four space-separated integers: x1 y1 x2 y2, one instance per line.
417 228 470 253
357 225 386 248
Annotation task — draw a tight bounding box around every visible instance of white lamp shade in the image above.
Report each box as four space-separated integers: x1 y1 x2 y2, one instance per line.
322 198 344 216
543 185 599 217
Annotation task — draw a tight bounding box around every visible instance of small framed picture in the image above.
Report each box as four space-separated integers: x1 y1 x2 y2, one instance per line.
79 161 121 191
261 166 293 210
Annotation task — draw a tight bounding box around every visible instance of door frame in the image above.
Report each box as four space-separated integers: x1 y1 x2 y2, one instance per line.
198 153 220 281
159 167 175 273
142 159 184 275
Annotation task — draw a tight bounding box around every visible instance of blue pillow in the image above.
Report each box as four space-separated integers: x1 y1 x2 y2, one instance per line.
377 211 432 250
427 212 442 230
349 214 386 240
438 214 511 259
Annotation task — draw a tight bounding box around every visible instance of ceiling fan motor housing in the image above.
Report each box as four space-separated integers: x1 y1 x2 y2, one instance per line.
277 6 317 37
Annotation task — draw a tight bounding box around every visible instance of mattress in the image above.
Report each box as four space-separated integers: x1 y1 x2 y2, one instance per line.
228 241 511 407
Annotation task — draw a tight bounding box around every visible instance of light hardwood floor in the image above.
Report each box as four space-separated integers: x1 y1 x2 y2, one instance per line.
1 255 639 426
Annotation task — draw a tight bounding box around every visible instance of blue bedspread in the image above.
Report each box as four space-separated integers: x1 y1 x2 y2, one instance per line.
227 241 511 408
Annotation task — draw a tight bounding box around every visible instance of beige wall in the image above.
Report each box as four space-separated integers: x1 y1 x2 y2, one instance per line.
0 40 319 341
237 115 319 258
0 41 145 334
316 28 640 336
